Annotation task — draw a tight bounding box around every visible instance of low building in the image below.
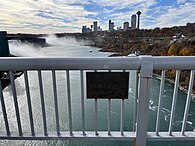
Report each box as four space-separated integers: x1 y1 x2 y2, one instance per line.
123 22 129 31
117 27 122 31
82 26 92 33
97 26 102 32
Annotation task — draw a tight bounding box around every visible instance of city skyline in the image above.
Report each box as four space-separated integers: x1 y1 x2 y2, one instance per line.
83 11 152 33
0 0 195 33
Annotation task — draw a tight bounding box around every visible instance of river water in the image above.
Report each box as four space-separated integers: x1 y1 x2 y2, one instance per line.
1 39 195 146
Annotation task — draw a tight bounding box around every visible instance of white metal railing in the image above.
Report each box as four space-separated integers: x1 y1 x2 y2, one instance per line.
0 56 195 146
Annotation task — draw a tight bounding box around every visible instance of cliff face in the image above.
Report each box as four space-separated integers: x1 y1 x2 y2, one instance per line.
7 34 50 47
94 37 171 56
20 37 50 47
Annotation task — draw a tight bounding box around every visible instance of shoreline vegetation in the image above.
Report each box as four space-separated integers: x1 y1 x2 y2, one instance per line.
7 23 195 95
81 23 195 95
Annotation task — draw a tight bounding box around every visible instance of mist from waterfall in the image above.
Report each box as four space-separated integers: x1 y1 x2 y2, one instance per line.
8 35 92 57
9 40 44 57
45 34 91 46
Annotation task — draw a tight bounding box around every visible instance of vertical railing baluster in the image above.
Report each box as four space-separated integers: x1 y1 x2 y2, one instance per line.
38 70 48 136
10 71 23 136
168 70 180 135
24 71 35 136
120 99 124 135
156 70 165 136
95 98 98 135
94 70 98 135
120 70 126 135
133 70 139 132
0 79 10 136
66 70 73 136
107 70 111 135
181 70 195 135
80 70 86 135
107 98 111 135
52 70 60 136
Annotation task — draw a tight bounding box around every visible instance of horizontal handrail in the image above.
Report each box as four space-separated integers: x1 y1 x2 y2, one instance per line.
1 56 195 70
153 56 195 70
0 57 141 70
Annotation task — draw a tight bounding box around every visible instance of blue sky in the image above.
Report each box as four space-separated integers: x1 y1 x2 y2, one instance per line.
0 0 194 33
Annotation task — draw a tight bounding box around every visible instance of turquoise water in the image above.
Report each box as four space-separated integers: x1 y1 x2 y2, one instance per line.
1 42 195 146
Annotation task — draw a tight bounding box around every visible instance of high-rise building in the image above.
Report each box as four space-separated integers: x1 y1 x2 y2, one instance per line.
123 22 129 31
109 20 114 31
109 20 111 31
131 14 136 30
93 21 98 32
111 22 114 31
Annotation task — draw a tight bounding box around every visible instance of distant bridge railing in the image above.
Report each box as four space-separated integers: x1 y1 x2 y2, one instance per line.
0 56 195 146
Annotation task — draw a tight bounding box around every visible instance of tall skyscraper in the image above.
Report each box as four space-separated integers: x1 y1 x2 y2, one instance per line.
109 20 111 31
93 21 97 32
109 20 114 31
131 14 137 30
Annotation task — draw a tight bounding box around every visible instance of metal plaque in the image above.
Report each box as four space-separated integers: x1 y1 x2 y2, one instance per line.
87 72 129 99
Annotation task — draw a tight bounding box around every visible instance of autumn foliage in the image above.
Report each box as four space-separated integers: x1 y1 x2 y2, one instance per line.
179 47 193 56
167 44 178 56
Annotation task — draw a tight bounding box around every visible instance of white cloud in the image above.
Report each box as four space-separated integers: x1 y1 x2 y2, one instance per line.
92 0 156 10
147 2 195 28
0 0 96 33
0 0 194 33
177 0 187 4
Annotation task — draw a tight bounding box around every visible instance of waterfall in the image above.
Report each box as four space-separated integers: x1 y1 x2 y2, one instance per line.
8 40 44 57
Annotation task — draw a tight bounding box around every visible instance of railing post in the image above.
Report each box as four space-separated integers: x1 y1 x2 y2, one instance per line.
136 56 153 146
0 31 10 57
